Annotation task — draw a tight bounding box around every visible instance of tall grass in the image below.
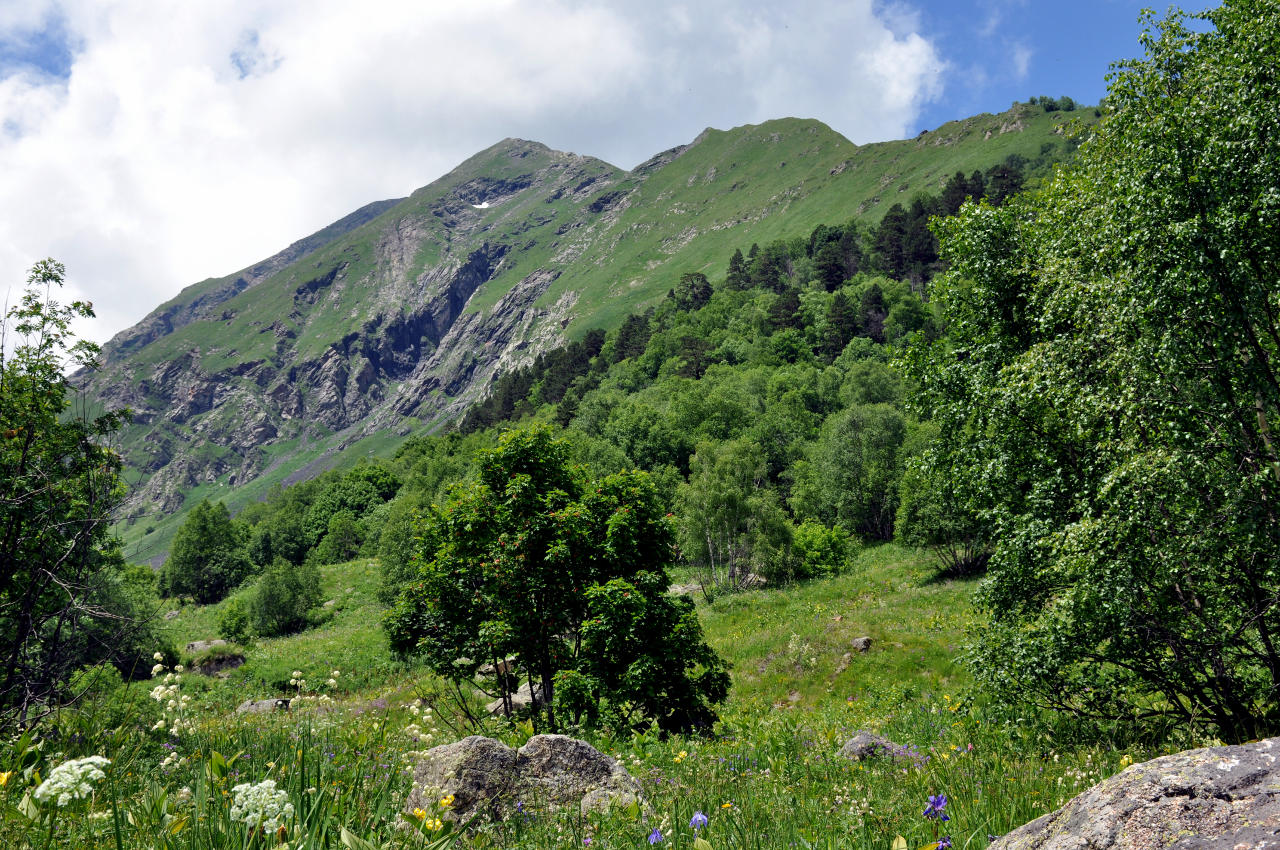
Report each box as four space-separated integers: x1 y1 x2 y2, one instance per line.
0 547 1201 848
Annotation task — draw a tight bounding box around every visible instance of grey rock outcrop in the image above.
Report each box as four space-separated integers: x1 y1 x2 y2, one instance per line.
990 737 1280 850
185 639 227 654
406 734 642 824
839 730 900 760
851 637 873 653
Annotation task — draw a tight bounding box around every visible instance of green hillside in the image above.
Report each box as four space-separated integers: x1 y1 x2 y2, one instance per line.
87 102 1090 565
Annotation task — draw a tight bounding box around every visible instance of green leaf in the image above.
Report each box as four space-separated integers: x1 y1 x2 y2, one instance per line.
340 826 384 850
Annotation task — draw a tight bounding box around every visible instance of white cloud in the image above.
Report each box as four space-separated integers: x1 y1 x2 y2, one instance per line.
1011 43 1032 80
0 0 944 345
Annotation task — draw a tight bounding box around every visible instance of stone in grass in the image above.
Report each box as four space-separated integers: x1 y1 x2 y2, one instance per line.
989 736 1280 850
185 639 227 654
406 734 643 824
851 636 873 653
236 697 291 714
839 730 900 760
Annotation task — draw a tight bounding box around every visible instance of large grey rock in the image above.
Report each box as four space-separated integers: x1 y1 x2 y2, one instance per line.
851 636 873 653
406 734 642 824
517 734 642 815
990 737 1280 850
407 736 517 822
839 730 900 760
185 639 227 654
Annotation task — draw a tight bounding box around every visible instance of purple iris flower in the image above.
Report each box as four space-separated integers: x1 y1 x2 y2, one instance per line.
648 827 664 844
690 811 709 830
924 794 950 822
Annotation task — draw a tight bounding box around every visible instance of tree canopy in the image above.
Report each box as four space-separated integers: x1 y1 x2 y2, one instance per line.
385 425 729 734
0 260 158 723
905 0 1280 741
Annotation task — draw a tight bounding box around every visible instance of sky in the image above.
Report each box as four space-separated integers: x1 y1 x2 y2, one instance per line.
0 0 1215 346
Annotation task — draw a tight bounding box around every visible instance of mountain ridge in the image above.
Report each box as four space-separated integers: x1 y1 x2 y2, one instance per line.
84 104 1091 564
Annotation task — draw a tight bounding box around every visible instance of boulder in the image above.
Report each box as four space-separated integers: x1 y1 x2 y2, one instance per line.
194 654 245 676
236 697 291 714
163 610 180 621
839 730 900 760
185 639 227 654
407 736 517 822
990 737 1280 850
486 680 549 716
851 637 873 653
406 734 642 824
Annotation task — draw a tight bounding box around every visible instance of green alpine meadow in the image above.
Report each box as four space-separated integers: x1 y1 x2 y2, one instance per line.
2 2 1279 848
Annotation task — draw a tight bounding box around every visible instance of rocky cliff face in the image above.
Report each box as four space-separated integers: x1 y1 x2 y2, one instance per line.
84 107 1078 550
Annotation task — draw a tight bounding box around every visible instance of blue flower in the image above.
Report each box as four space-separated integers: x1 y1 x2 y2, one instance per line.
649 826 664 844
937 837 952 850
690 811 708 830
923 793 950 822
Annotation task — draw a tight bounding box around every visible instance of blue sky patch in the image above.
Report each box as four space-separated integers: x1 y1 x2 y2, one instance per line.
0 12 77 81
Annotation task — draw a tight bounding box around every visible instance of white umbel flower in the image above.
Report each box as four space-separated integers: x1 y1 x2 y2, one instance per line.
230 779 295 832
33 756 111 807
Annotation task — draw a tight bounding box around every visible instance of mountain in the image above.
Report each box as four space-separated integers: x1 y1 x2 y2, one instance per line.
85 103 1089 563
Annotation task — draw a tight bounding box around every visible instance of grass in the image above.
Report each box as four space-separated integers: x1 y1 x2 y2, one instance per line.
0 543 1197 849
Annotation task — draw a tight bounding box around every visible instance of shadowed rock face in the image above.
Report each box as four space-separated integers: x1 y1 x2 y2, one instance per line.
990 737 1280 850
406 734 642 824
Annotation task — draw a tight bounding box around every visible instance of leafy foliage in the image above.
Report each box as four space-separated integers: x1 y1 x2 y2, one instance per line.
906 0 1280 740
0 260 160 723
385 425 729 734
161 499 254 604
249 559 322 638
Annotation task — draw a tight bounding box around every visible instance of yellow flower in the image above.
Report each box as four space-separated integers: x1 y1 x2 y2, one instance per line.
412 808 428 822
721 802 733 809
428 818 444 831
439 794 455 808
1119 754 1133 768
0 771 12 787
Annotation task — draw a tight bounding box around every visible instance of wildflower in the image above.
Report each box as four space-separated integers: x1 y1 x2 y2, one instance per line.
648 826 664 844
937 837 952 850
151 663 164 676
230 779 294 832
292 671 302 679
174 665 185 673
721 801 732 809
1119 754 1133 768
690 811 708 830
440 794 455 808
33 756 111 807
0 771 11 787
154 651 164 662
412 808 427 822
332 670 340 678
923 794 950 822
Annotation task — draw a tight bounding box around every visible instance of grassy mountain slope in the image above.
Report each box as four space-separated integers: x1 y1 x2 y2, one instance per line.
87 103 1090 564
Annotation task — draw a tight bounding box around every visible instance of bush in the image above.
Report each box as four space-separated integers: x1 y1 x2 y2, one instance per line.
792 520 853 579
218 597 253 644
249 559 321 638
